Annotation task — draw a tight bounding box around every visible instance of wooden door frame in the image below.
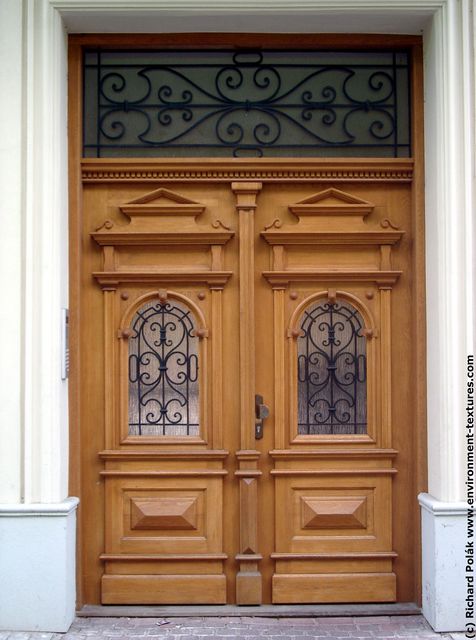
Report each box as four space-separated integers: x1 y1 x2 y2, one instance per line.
68 33 426 608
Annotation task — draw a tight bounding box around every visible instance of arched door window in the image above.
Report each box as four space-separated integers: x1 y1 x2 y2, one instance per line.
128 299 200 436
297 299 367 435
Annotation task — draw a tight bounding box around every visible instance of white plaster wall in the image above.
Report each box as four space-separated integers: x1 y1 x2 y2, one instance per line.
0 0 23 503
23 0 70 504
0 0 70 505
423 0 475 504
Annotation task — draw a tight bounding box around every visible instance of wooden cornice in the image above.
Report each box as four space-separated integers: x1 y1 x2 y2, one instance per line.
261 230 404 246
93 270 233 287
81 158 414 183
269 449 398 459
99 449 229 460
91 230 234 246
262 270 402 286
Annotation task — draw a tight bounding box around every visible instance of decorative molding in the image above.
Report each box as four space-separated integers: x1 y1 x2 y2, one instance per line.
100 470 228 477
271 469 397 475
100 553 228 561
234 470 263 477
269 448 398 459
262 270 402 286
124 186 203 206
235 553 263 561
99 449 229 460
261 230 404 246
95 219 115 231
289 187 375 217
418 492 468 516
0 497 80 517
380 218 401 230
93 270 233 288
92 232 233 246
264 218 283 231
271 551 398 559
52 1 447 12
212 219 233 231
55 3 443 42
236 450 261 461
81 160 414 183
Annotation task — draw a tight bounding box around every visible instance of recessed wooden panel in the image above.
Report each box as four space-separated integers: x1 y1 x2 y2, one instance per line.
105 477 224 556
301 496 367 530
272 573 396 603
274 474 393 552
102 574 227 604
130 496 198 530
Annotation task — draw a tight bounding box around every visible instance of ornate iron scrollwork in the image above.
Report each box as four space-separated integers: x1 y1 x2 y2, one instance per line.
128 299 200 436
84 49 410 158
297 299 367 435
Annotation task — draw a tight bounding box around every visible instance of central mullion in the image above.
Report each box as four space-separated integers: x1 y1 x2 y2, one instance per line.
232 181 263 605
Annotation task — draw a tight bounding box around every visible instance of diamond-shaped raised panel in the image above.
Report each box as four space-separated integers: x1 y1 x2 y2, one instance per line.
301 496 367 530
130 496 198 530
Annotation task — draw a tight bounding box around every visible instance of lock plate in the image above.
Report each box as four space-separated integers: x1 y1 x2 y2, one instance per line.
255 394 269 439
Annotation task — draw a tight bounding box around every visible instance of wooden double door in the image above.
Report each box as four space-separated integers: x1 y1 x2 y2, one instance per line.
78 165 420 605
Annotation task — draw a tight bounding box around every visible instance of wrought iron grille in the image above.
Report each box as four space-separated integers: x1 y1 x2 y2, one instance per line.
297 299 367 435
83 49 411 158
128 299 199 436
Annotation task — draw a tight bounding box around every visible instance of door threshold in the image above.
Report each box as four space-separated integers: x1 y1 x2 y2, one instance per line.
78 602 421 618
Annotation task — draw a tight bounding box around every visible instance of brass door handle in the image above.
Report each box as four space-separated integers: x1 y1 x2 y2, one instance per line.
255 394 270 439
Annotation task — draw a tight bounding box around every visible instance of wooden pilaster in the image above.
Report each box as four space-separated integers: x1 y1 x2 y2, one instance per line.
232 182 263 604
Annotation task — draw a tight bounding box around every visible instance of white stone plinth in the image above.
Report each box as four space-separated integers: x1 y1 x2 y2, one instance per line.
0 498 79 632
420 493 469 632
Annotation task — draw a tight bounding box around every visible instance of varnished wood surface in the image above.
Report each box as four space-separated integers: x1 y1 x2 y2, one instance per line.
102 575 227 604
75 175 420 605
410 42 427 606
233 183 263 604
81 158 414 184
272 574 396 604
70 33 422 49
69 36 425 607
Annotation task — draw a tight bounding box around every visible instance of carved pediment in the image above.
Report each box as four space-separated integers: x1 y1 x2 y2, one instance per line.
289 188 374 219
92 186 234 245
120 187 205 219
261 187 403 248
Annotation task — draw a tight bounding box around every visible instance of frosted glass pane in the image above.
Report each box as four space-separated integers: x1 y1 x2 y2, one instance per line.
128 299 199 436
297 299 367 435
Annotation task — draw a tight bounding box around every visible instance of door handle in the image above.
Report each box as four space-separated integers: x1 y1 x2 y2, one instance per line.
255 394 270 440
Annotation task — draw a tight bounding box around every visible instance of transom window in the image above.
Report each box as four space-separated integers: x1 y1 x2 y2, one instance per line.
83 49 411 158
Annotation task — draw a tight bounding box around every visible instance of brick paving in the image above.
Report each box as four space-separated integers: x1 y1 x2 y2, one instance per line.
0 616 462 640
